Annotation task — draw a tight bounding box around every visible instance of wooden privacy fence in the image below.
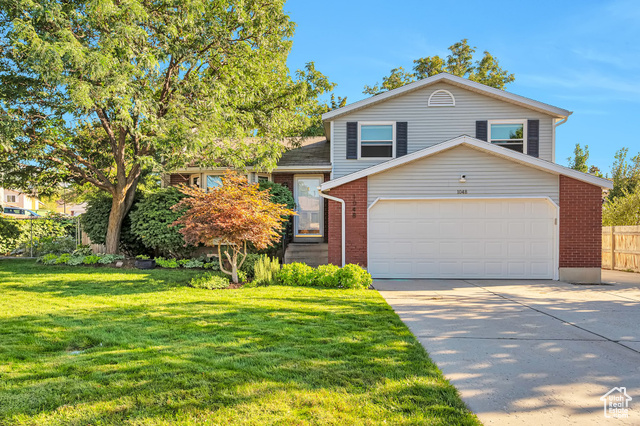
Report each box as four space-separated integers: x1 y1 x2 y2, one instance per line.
81 230 107 254
602 226 640 272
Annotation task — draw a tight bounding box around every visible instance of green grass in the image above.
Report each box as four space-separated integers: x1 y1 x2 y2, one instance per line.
0 260 479 425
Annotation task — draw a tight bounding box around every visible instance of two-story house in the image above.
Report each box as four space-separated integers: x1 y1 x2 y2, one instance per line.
168 73 612 283
1 187 44 213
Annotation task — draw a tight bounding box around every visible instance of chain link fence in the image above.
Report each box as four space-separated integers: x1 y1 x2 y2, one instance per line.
0 216 82 258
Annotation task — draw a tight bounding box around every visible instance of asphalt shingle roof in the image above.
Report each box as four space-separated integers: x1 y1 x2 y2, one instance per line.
276 138 330 167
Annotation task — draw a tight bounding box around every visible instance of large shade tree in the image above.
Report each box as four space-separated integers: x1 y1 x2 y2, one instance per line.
363 39 515 95
0 0 334 253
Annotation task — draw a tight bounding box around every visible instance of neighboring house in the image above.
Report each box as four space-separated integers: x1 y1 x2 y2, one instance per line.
168 73 612 283
0 187 44 211
56 200 87 217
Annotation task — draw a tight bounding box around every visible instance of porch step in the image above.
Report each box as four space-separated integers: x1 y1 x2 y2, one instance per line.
284 243 328 267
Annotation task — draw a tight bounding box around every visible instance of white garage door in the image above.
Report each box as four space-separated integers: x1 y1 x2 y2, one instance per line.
368 198 556 279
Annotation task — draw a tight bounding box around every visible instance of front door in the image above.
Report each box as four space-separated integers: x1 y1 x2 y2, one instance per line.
293 175 324 242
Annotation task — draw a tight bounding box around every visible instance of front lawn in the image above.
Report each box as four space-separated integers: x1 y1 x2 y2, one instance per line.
0 260 478 425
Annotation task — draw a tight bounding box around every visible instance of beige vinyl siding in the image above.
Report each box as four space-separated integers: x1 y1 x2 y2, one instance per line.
333 82 555 179
367 146 560 206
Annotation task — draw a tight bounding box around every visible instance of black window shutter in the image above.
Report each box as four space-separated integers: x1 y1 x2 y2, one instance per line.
346 122 358 159
396 122 408 157
527 119 539 158
476 120 488 141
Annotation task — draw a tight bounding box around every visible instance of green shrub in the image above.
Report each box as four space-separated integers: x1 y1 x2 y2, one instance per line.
256 181 295 253
34 236 76 255
189 273 230 290
203 258 220 271
2 217 74 255
155 257 179 268
67 255 85 266
277 262 314 286
0 216 21 254
240 253 261 279
39 253 58 265
55 253 71 264
136 254 150 260
274 263 371 289
129 187 194 257
73 245 93 256
82 255 101 265
98 254 125 264
237 270 247 283
80 193 147 256
314 264 341 288
337 264 372 289
180 259 204 269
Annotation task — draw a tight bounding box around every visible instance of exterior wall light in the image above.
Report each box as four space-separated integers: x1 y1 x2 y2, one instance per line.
459 174 467 183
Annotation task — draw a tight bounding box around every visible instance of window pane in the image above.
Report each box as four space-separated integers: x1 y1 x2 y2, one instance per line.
361 145 393 158
206 175 222 189
494 143 524 153
361 125 393 141
491 123 523 140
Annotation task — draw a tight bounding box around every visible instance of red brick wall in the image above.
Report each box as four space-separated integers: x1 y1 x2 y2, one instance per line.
272 173 294 191
327 177 367 267
559 175 603 268
272 172 330 243
169 174 190 186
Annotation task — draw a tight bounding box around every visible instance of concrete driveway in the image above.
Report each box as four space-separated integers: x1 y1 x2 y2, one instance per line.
375 270 640 425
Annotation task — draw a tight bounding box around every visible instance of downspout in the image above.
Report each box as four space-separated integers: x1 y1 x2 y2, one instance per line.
552 116 569 163
318 188 345 267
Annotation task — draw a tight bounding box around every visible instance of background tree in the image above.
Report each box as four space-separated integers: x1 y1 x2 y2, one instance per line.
79 193 148 256
173 172 294 283
603 185 640 226
609 147 640 201
363 39 515 95
567 144 590 173
0 0 333 253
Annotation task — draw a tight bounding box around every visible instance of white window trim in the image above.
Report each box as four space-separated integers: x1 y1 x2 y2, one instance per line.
357 121 396 160
6 195 16 203
293 174 324 239
428 89 456 107
488 119 527 153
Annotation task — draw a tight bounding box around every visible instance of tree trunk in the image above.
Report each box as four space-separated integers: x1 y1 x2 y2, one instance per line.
231 265 238 284
104 178 140 254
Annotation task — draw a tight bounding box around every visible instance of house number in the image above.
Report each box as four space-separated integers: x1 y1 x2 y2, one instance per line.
457 189 468 194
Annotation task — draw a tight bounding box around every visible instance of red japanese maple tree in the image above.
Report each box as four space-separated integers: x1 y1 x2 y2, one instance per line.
172 171 295 283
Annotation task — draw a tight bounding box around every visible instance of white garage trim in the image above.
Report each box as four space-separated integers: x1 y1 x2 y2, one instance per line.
367 196 559 280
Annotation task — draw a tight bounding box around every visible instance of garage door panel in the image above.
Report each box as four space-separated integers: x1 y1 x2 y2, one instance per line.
415 241 438 256
369 199 555 279
391 220 413 236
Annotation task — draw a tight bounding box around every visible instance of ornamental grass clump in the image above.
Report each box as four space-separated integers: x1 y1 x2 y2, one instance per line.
253 255 280 286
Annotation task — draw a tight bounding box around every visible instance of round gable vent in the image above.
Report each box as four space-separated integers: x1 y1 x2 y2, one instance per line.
428 89 455 107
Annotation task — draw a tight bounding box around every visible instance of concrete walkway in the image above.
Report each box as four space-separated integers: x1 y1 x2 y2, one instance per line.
375 270 640 425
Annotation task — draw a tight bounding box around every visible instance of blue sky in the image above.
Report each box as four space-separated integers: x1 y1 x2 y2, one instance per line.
285 0 640 173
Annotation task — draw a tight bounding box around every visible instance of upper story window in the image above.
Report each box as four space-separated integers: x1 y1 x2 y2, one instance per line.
488 120 526 153
6 195 16 203
359 122 395 158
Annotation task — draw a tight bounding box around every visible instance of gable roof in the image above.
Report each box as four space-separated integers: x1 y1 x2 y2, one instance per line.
320 135 613 191
322 73 572 122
